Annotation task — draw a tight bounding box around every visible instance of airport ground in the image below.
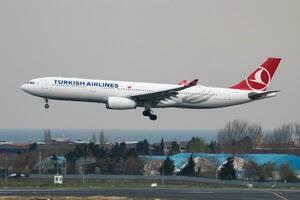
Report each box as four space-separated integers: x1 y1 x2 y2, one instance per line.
1 178 300 200
0 188 300 200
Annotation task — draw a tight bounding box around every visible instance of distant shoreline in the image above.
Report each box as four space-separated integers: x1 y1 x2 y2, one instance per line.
0 129 218 143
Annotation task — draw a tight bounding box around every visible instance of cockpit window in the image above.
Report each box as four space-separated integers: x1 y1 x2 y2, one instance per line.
27 81 35 85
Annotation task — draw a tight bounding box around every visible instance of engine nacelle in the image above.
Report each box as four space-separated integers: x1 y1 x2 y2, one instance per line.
106 97 137 110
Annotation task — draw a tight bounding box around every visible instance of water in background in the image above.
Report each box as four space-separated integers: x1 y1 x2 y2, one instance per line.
0 129 218 143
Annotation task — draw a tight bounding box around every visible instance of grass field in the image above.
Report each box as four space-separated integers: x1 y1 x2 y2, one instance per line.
0 179 299 190
0 180 246 189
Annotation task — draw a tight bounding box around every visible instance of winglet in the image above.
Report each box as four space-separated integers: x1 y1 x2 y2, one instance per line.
178 80 188 85
188 79 198 86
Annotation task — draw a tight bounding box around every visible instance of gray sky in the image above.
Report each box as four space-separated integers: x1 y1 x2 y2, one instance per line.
0 0 299 130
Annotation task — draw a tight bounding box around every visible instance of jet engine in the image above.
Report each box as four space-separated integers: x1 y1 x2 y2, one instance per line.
106 97 137 110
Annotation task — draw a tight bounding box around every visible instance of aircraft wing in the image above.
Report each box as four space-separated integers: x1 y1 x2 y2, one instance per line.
129 79 198 101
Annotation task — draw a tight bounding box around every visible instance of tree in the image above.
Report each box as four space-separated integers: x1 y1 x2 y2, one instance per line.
207 140 220 153
91 133 97 144
125 148 137 159
99 130 106 147
151 138 165 156
259 162 275 181
122 157 144 175
152 144 161 155
196 164 202 177
186 137 207 152
14 152 39 173
217 120 263 153
136 139 149 155
160 138 165 156
120 142 126 156
179 154 195 176
244 161 275 181
143 139 149 155
169 141 180 155
264 124 295 148
244 161 260 180
160 156 175 175
217 157 236 180
44 129 51 143
29 142 38 151
111 143 121 158
280 164 298 182
136 141 145 155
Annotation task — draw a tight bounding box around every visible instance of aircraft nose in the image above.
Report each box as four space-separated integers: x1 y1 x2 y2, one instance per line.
21 84 28 92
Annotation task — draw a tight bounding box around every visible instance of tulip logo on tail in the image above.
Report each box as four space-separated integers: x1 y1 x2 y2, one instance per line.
229 58 281 91
246 67 271 91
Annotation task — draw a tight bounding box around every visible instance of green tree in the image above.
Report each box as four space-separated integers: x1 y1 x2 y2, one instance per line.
217 157 236 180
152 144 161 155
160 138 165 155
136 139 149 155
179 154 196 176
207 140 219 153
160 156 175 175
143 139 149 155
169 141 180 155
136 141 145 155
280 164 299 182
120 142 126 155
125 148 138 159
186 137 207 152
111 142 121 158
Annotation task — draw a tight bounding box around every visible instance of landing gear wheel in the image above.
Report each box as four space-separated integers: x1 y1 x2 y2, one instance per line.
149 114 157 121
44 104 49 109
143 110 150 116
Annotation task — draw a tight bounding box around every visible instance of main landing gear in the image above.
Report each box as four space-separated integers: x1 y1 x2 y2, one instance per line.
143 108 157 121
44 99 49 109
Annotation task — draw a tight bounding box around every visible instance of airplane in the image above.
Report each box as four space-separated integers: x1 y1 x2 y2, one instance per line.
21 58 281 120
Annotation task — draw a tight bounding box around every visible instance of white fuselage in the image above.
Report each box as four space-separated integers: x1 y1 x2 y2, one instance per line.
21 77 263 109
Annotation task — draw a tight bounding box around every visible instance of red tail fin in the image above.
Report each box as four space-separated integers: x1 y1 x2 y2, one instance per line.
230 58 281 91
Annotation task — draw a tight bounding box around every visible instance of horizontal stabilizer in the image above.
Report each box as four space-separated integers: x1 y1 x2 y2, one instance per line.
248 90 279 100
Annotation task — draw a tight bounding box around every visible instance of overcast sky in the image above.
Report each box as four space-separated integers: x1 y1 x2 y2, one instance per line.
0 0 299 131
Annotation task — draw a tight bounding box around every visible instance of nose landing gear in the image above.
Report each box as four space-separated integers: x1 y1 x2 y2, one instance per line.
44 99 49 109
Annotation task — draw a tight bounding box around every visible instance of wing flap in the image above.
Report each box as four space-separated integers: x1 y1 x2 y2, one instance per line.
129 79 198 101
